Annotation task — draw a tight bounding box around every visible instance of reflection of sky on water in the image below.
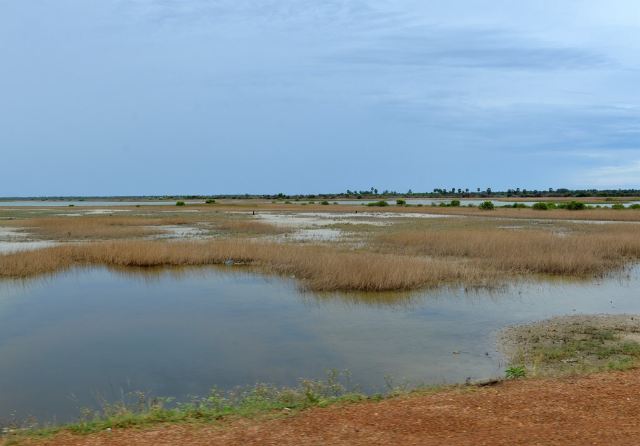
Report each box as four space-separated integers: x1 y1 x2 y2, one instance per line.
0 266 638 423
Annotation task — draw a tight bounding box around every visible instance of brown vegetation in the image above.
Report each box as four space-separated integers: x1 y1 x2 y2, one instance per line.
0 240 487 292
3 209 640 291
4 216 193 240
374 224 640 276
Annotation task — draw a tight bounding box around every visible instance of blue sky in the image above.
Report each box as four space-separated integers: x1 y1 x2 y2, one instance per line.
1 0 639 195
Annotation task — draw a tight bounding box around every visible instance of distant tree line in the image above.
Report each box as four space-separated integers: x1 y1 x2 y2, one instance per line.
5 188 640 201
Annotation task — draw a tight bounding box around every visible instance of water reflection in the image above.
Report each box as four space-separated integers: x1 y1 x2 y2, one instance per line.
1 265 639 424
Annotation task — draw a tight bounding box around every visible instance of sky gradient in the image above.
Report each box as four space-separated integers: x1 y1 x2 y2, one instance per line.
1 0 639 195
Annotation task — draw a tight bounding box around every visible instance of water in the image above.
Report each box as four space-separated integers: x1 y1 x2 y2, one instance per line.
0 201 203 207
1 267 639 423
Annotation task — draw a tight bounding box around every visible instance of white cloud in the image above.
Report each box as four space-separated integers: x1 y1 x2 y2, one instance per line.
576 159 640 187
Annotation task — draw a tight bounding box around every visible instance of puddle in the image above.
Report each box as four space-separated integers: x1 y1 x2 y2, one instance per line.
0 228 57 253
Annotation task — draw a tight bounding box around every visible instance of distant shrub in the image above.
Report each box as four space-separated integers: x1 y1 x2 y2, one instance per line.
512 203 527 208
205 199 216 204
396 199 407 206
68 204 75 207
564 201 585 210
417 204 424 207
630 204 640 210
532 202 549 210
612 203 625 210
176 201 186 206
320 200 330 205
450 200 460 207
366 200 389 207
478 201 494 210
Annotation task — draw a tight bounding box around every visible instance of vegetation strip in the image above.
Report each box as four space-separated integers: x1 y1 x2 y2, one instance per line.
501 314 640 376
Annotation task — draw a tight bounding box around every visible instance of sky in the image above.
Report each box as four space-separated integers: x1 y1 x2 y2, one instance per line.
1 0 639 196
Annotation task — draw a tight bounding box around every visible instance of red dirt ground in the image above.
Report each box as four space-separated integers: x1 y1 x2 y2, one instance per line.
11 369 640 446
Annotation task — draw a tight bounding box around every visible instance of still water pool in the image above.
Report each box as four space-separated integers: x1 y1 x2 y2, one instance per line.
1 267 638 423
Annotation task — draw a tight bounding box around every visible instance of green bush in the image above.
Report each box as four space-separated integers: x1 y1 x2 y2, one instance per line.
532 202 549 210
612 203 625 210
205 199 216 204
176 201 186 206
565 201 585 210
396 199 407 206
320 200 330 205
630 204 640 210
366 201 389 207
478 201 494 210
450 200 460 207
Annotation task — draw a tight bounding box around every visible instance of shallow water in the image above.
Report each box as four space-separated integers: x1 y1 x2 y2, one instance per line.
0 201 203 207
1 267 639 423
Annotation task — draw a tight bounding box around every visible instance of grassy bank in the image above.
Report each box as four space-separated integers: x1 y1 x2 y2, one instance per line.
501 315 640 376
1 372 367 444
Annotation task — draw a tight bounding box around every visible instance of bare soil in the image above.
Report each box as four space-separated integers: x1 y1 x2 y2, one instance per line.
13 368 640 446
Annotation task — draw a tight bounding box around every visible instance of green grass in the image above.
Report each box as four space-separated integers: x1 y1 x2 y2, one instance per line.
2 371 367 442
2 371 471 444
506 320 640 377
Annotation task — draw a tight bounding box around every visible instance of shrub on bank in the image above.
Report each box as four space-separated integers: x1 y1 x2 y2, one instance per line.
366 201 389 207
532 202 549 210
396 199 407 206
176 201 186 206
478 201 494 210
559 201 586 210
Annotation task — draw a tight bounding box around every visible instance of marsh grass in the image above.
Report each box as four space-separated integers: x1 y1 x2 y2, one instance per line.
4 216 193 240
374 224 640 276
0 240 493 291
3 219 640 290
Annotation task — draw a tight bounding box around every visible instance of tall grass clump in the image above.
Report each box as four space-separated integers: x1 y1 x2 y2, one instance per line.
478 201 494 210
